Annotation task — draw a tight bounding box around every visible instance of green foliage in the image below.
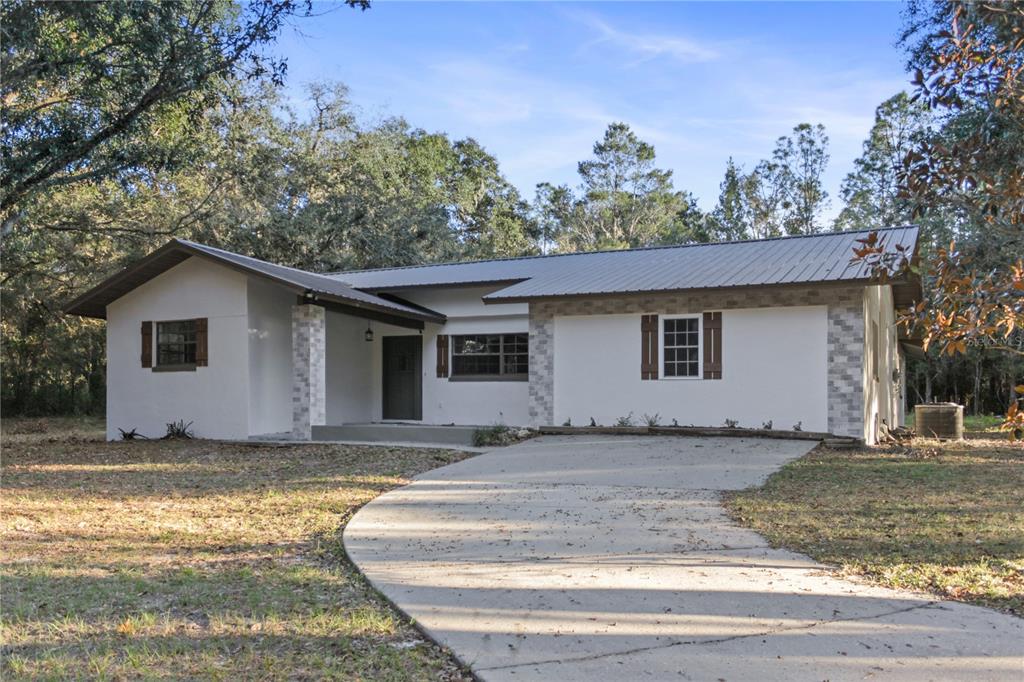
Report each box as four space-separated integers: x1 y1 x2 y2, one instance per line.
0 0 370 213
1 79 535 416
472 424 515 447
856 4 1024 420
472 425 506 447
703 158 750 242
535 123 703 251
707 124 831 240
777 123 830 235
833 93 930 232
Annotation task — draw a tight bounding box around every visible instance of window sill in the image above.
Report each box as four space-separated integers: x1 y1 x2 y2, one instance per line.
448 375 528 382
152 364 197 373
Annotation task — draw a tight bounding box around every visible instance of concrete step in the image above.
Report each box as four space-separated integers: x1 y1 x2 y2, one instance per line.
311 423 479 447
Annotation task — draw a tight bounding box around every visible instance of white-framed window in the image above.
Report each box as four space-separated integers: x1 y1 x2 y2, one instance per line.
661 315 701 379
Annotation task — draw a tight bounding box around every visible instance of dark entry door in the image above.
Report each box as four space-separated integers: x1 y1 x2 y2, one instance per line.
382 336 422 420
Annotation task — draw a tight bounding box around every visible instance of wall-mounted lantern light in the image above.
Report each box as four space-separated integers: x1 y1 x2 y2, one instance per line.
364 323 373 342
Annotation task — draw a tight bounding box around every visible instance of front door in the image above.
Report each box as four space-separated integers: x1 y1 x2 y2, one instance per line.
382 336 422 420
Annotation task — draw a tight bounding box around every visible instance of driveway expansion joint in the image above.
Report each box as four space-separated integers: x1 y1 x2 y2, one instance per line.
474 601 945 672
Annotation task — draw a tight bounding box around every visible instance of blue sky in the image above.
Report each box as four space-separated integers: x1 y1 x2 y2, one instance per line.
277 2 911 220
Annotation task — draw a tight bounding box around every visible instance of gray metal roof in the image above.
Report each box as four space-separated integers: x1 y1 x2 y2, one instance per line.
177 241 443 317
64 239 445 323
332 226 920 301
66 227 920 322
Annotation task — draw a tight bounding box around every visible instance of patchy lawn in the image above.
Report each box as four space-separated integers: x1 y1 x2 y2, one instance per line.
727 435 1024 617
1 418 474 680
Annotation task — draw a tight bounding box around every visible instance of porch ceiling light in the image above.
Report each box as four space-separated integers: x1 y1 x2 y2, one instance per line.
365 324 373 342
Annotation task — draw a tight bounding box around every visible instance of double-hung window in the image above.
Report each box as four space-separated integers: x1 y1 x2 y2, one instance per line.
156 320 197 368
662 317 700 378
451 333 528 380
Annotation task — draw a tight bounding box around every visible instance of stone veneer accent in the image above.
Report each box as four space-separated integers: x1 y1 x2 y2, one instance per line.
528 309 555 426
292 303 326 439
526 286 865 439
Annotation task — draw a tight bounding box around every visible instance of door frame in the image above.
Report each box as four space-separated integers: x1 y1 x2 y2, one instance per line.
382 335 423 421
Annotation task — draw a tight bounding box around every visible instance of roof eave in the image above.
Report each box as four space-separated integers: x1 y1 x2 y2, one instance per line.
480 277 882 305
305 290 445 324
63 240 445 324
350 278 529 293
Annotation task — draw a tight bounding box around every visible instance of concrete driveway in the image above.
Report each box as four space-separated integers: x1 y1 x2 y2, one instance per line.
344 436 1024 681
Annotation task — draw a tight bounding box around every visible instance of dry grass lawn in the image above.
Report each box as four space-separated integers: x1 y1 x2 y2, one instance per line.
1 417 474 680
727 431 1024 617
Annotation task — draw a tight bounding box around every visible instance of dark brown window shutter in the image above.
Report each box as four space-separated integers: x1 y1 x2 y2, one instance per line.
436 334 449 378
195 318 209 367
703 311 722 380
141 321 153 368
640 314 659 380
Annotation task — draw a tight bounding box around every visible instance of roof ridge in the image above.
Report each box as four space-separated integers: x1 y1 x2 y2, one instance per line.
177 239 348 284
326 225 917 277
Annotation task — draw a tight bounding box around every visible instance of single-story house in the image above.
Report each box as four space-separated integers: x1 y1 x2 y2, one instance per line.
65 226 922 445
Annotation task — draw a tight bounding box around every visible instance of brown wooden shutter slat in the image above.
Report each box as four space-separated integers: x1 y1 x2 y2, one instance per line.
436 334 449 378
141 321 152 368
703 311 722 380
195 317 208 367
641 314 659 380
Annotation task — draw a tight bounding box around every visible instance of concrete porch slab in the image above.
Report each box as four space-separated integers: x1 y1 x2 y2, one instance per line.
312 423 481 447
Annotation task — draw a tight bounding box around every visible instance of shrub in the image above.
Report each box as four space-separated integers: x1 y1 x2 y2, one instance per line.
163 420 194 439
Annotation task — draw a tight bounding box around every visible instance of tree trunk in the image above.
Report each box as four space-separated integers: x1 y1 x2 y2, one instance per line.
973 354 982 415
925 359 933 403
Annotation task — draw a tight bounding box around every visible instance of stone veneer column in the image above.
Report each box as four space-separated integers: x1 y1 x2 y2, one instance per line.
528 304 555 427
826 290 865 439
292 303 326 439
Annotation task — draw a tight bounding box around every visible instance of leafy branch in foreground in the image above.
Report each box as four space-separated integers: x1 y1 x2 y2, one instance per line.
0 0 370 215
856 1 1024 433
855 232 1023 358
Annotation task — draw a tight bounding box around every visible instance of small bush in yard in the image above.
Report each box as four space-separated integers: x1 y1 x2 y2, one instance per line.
472 425 534 447
163 419 194 439
615 412 635 427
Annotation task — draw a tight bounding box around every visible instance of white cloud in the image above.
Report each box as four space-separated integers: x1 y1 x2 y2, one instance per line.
573 11 720 64
425 58 617 127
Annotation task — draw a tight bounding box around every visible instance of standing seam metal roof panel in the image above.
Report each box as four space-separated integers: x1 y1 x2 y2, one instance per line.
328 226 919 300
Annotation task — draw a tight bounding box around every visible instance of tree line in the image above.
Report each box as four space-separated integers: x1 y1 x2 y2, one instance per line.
1 1 1020 420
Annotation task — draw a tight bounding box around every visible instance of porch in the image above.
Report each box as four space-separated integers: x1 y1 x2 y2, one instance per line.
278 296 531 442
286 298 443 440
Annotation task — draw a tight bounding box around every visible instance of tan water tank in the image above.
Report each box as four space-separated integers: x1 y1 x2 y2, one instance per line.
915 403 964 440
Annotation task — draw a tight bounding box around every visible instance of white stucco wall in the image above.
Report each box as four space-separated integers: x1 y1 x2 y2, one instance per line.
325 311 376 424
863 284 900 443
320 286 530 426
403 287 529 426
247 278 294 436
552 306 829 431
106 257 250 440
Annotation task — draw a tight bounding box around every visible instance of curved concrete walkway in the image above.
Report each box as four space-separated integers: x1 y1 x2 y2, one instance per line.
344 436 1023 681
